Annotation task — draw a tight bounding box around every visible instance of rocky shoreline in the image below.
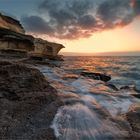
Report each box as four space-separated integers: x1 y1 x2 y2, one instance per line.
0 13 140 140
0 58 140 139
0 13 65 139
0 60 64 140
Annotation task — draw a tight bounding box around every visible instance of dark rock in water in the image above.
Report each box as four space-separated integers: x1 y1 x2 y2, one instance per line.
126 103 140 139
134 86 140 93
131 94 140 99
120 85 140 94
105 83 118 91
120 86 131 90
81 72 111 82
0 61 63 140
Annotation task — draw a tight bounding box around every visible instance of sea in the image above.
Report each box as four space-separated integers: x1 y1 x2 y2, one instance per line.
62 56 140 90
38 56 140 140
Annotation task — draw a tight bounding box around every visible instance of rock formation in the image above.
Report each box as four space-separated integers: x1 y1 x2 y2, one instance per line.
0 13 64 60
0 13 25 34
0 61 63 139
33 38 64 59
81 72 111 82
0 28 34 58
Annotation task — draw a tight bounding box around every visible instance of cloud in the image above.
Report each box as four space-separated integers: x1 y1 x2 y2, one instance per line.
133 0 140 16
21 15 53 34
22 0 140 39
97 0 134 28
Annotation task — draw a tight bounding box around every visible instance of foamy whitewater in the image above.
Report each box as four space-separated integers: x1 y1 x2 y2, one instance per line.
38 56 140 140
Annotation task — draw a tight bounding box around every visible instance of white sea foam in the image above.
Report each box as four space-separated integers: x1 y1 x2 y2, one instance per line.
37 56 140 140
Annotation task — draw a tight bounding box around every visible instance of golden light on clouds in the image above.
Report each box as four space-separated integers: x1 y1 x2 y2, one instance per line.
59 19 140 53
37 19 140 54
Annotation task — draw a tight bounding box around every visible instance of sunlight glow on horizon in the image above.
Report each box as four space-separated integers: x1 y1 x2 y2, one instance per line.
35 19 140 54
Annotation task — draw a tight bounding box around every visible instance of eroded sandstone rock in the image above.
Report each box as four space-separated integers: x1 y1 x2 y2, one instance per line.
33 38 64 58
0 13 64 60
0 28 34 54
0 13 25 34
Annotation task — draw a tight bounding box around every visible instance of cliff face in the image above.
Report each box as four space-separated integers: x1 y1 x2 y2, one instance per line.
0 13 64 59
0 28 34 58
0 13 25 34
34 38 64 57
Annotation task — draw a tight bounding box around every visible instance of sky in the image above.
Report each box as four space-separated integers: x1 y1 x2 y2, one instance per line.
0 0 140 55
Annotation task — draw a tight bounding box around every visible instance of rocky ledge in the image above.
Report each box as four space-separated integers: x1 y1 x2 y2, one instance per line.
0 13 64 61
0 61 63 140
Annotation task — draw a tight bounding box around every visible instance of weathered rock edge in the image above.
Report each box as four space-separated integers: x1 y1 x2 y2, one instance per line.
0 61 63 140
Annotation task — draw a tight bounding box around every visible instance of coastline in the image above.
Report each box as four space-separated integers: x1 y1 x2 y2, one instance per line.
0 13 140 140
0 57 140 139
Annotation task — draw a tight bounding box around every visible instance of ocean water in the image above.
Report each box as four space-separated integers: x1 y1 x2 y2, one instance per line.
38 56 140 140
61 56 140 90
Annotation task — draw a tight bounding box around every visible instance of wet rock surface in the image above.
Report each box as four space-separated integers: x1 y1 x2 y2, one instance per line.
81 72 111 82
105 83 119 91
0 61 63 140
126 103 140 139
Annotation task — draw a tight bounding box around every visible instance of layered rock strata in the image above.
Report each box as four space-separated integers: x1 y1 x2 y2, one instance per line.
0 13 64 60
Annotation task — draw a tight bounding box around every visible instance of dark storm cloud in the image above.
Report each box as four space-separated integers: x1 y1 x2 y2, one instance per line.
97 0 134 28
78 15 97 28
21 16 53 34
22 0 140 39
133 0 140 16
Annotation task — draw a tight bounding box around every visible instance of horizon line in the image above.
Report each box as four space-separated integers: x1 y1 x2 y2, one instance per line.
60 51 140 56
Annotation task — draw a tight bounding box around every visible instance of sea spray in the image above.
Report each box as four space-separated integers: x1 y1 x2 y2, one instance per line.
51 103 124 140
37 56 140 139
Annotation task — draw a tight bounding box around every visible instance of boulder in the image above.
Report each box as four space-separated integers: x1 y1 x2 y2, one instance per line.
0 61 63 140
81 72 111 82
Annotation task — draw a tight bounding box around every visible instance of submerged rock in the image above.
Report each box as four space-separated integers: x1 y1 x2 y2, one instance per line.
131 94 140 99
105 83 119 91
0 61 63 140
81 72 111 82
120 86 132 90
